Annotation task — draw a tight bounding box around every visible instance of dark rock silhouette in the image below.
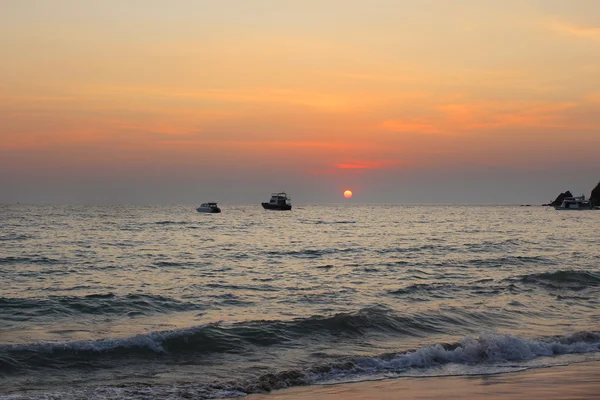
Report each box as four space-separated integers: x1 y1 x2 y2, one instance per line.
544 191 573 207
590 181 600 206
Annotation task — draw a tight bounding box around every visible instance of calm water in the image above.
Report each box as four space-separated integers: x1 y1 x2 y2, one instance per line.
1 204 599 399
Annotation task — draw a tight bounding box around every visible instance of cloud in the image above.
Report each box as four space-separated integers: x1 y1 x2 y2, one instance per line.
307 159 408 176
307 169 344 176
379 119 441 134
587 93 600 104
551 20 600 40
376 99 589 139
437 100 580 131
334 160 405 169
86 85 360 113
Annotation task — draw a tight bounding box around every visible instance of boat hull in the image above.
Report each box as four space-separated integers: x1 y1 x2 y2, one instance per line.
261 203 292 211
196 207 221 213
553 207 594 210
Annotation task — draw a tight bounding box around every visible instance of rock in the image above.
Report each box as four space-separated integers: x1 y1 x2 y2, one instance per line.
544 191 573 207
590 181 600 206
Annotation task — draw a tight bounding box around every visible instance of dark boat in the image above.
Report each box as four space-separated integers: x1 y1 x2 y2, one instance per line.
196 202 221 213
261 192 292 210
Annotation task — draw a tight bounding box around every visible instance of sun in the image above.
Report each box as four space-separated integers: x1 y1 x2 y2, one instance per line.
343 190 353 199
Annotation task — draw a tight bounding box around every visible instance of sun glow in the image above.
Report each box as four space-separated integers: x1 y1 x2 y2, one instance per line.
343 190 353 199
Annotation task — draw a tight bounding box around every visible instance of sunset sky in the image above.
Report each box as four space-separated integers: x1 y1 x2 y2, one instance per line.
2 0 599 204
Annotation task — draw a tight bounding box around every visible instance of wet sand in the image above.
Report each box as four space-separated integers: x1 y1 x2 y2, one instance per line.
244 362 600 400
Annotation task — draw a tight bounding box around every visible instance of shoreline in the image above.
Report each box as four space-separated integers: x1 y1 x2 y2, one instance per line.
243 361 600 400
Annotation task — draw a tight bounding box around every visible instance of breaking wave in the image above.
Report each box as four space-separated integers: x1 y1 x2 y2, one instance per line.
0 307 523 375
2 331 599 399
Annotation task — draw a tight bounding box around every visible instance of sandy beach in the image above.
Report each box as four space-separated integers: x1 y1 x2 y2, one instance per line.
244 361 600 400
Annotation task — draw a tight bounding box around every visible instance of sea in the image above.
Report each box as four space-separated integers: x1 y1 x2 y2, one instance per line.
1 204 599 399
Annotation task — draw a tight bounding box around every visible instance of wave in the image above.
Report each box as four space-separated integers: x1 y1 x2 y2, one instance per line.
315 264 335 269
389 282 455 295
376 244 458 255
388 270 600 301
0 256 60 266
0 293 202 320
0 307 509 373
390 270 600 300
0 233 32 241
388 283 460 300
516 270 600 290
312 220 356 225
388 281 508 300
153 221 194 226
463 238 534 253
3 331 599 399
266 248 360 259
470 255 554 268
353 331 600 372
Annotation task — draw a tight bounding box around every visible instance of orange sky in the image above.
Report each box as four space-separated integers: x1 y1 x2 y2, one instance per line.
1 1 599 203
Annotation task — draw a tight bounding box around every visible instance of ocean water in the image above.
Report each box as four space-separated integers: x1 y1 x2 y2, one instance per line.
1 204 599 399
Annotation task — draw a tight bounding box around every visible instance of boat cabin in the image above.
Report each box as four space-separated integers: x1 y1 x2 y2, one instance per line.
268 193 291 205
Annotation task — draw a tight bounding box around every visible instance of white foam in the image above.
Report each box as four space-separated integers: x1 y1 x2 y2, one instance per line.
356 331 600 372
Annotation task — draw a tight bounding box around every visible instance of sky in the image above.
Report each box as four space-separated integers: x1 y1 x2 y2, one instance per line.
1 0 599 204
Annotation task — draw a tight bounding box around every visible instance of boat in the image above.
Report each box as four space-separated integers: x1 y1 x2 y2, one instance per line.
554 195 594 210
196 202 221 213
261 192 292 210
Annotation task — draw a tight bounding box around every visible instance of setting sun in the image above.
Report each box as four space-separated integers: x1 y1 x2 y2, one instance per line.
343 190 353 199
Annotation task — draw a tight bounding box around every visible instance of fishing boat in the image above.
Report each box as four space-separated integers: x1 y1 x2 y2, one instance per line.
261 192 292 210
554 195 594 210
196 202 221 213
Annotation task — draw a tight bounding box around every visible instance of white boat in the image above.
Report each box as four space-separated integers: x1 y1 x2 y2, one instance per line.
196 202 221 213
554 195 594 210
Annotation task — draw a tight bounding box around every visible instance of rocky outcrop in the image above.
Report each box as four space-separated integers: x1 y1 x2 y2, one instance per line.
590 181 600 207
544 191 573 207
